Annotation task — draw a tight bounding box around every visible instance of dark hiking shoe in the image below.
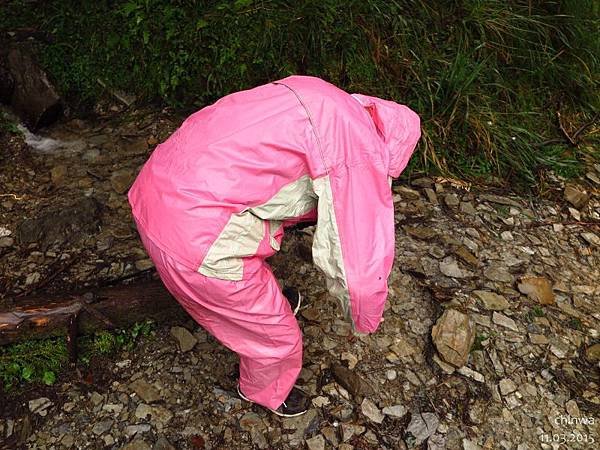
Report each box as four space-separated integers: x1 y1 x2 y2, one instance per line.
282 286 302 316
237 384 309 417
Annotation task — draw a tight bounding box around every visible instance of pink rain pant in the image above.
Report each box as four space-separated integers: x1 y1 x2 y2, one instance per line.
137 227 302 410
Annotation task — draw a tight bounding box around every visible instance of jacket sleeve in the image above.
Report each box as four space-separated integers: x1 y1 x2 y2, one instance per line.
311 161 395 334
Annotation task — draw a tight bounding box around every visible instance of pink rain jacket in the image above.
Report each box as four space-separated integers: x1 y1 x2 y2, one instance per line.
128 75 421 333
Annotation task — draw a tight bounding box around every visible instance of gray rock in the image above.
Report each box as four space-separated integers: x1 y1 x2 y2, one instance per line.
135 404 153 420
135 258 154 271
239 412 264 432
581 232 600 246
406 412 439 445
440 256 472 278
483 265 513 283
170 326 197 352
382 404 407 418
462 438 483 450
361 398 384 423
0 236 14 247
91 420 113 435
125 424 151 437
283 409 318 447
457 366 485 383
250 428 268 449
305 434 325 450
28 397 53 416
153 436 176 450
492 312 519 332
444 194 460 207
499 378 517 396
119 439 151 450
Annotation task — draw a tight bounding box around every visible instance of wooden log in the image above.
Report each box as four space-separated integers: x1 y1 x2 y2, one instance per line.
0 280 187 345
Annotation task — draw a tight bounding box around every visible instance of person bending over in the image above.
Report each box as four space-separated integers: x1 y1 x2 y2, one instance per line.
128 75 421 417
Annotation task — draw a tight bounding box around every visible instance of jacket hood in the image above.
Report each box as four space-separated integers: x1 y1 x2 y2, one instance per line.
351 93 421 178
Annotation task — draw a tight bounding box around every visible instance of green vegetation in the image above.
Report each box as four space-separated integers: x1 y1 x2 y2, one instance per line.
0 320 154 390
0 111 21 135
471 333 489 352
1 0 598 190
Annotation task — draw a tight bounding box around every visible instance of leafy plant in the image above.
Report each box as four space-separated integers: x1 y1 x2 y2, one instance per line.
0 0 597 191
0 319 155 390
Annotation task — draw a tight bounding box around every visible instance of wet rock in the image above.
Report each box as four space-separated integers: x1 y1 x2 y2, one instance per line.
130 379 161 403
17 197 101 249
492 312 519 332
473 290 510 310
405 412 439 446
28 397 53 416
431 309 475 367
4 45 63 129
361 398 384 423
170 326 197 352
563 184 589 209
111 168 136 194
331 363 374 398
305 434 325 450
517 277 555 305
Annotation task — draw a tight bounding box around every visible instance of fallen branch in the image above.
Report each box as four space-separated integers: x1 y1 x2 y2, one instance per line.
0 280 186 345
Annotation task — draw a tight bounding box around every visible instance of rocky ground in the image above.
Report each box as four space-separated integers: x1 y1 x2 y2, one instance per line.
0 105 599 449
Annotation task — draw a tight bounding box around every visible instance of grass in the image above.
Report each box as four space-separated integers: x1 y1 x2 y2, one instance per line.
0 320 154 391
0 0 598 191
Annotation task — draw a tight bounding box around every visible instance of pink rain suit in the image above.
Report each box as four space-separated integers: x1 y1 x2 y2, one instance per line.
128 75 421 409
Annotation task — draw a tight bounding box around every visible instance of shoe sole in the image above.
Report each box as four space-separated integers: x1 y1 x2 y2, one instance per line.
237 384 308 418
